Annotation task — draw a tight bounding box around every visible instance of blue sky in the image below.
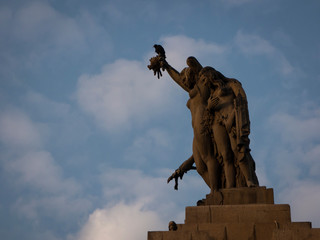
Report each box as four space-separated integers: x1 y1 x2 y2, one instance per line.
1 0 320 239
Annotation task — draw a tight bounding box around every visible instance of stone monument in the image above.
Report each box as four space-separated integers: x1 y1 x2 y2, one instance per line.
147 45 320 240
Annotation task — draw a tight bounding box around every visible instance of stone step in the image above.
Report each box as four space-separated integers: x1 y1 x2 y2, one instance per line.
272 227 320 240
149 222 313 240
148 231 210 240
177 221 311 232
185 204 291 224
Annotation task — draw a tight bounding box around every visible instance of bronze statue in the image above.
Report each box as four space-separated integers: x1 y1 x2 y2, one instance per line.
148 45 259 193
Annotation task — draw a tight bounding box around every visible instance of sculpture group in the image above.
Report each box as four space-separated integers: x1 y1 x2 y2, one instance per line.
148 45 259 194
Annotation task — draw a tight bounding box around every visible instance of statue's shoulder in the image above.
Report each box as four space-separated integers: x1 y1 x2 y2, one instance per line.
228 78 242 86
227 78 247 97
227 78 243 91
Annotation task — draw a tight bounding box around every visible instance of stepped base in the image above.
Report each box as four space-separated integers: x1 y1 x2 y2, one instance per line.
148 187 320 240
148 222 315 240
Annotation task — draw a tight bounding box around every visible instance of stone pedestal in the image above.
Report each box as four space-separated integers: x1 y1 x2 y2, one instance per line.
148 187 320 240
203 186 274 205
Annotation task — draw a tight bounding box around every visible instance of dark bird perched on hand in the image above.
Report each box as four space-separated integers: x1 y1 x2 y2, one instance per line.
153 44 166 59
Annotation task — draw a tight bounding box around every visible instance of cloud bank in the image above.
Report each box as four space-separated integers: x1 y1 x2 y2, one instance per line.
76 59 175 132
77 202 163 240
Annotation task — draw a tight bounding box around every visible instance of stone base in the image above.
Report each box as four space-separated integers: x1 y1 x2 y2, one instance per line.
204 186 274 205
148 187 320 240
185 204 291 224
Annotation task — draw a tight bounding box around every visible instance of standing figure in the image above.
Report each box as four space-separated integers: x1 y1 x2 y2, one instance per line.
148 45 259 192
207 69 259 187
162 56 220 194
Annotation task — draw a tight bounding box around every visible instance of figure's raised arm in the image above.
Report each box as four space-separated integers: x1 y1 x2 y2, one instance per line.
161 60 190 92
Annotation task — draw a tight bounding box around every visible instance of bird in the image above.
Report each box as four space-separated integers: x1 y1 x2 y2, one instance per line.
153 44 166 59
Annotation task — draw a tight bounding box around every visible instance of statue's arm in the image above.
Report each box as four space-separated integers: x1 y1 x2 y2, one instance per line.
167 155 196 190
228 78 247 100
179 155 196 172
162 61 190 92
167 155 195 182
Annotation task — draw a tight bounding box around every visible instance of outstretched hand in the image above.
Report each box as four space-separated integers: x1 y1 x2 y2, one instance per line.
167 168 184 190
147 56 165 79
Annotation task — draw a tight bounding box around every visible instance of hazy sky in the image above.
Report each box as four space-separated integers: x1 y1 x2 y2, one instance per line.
1 0 320 239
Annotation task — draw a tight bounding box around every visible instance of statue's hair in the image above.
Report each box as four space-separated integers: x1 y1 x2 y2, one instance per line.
181 67 196 89
200 66 228 87
178 57 202 89
186 56 203 73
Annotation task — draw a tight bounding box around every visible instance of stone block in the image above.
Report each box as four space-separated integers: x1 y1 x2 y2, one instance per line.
185 206 211 224
148 231 211 240
272 223 320 240
185 204 291 224
148 231 163 240
205 187 274 205
176 223 197 231
272 228 320 240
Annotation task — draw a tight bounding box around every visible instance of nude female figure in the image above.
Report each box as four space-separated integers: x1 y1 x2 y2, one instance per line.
148 48 258 190
162 57 219 194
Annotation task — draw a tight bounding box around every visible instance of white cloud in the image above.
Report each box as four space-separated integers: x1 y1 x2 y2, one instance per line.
234 31 296 77
76 59 175 132
160 35 227 70
10 1 84 47
263 103 320 227
23 91 92 147
268 109 320 146
5 150 79 195
268 107 320 184
75 166 207 240
0 109 43 149
99 167 208 219
76 202 164 240
278 180 320 227
0 108 91 222
13 194 92 222
235 31 275 56
124 128 172 165
99 168 168 205
75 35 228 133
25 91 71 118
74 169 172 240
0 1 112 79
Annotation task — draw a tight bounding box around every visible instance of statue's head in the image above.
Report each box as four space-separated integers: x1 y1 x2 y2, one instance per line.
186 56 202 73
180 57 203 89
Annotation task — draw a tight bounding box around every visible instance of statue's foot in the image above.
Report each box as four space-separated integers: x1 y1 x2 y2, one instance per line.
209 188 219 195
247 180 258 187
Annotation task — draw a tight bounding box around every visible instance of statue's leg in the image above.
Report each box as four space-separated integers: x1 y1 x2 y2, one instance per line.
239 153 258 187
229 135 257 187
212 123 235 188
194 131 219 193
239 159 256 187
193 141 210 188
206 156 219 194
247 152 259 185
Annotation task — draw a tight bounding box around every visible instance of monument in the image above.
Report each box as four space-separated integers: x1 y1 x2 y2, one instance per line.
147 45 320 240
